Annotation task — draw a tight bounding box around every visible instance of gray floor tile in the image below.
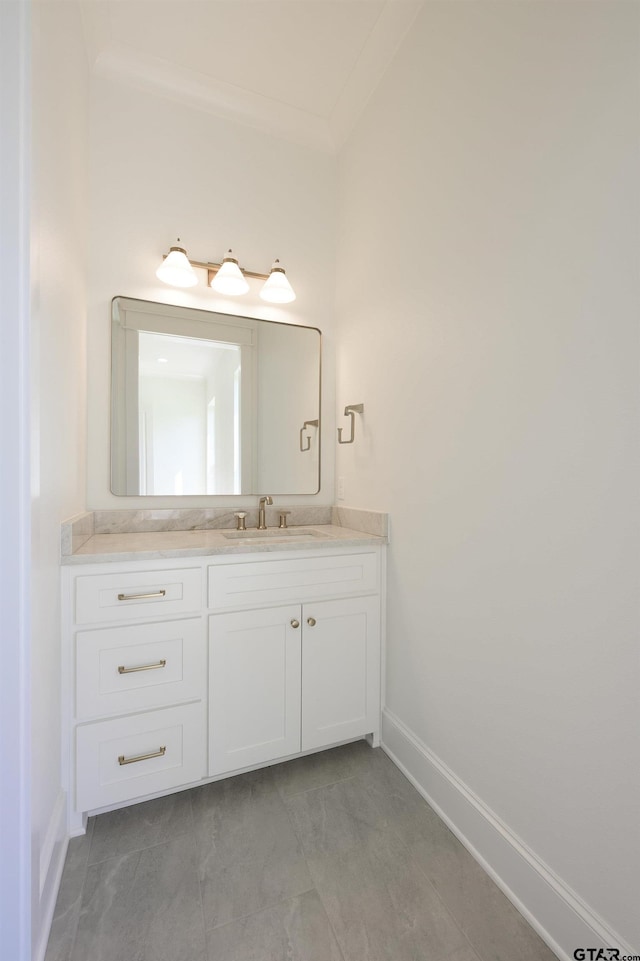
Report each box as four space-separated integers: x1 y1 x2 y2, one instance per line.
411 828 557 961
271 740 386 797
71 834 206 961
193 765 280 809
44 821 95 961
357 749 419 794
191 767 301 867
88 790 193 864
45 895 81 961
47 745 558 961
205 891 344 961
284 773 393 860
200 850 314 930
359 766 449 846
307 828 479 961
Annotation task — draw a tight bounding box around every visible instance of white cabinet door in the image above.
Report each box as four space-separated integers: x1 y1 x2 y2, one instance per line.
302 596 380 751
209 606 302 776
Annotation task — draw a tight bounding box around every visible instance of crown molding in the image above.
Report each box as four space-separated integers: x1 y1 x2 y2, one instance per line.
82 0 425 154
93 43 335 154
329 1 424 149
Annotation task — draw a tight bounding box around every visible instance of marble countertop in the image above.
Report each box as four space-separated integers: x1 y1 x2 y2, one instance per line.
61 524 386 565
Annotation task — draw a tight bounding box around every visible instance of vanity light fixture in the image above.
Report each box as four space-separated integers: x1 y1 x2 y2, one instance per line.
259 259 296 304
156 243 296 303
155 241 198 288
210 249 250 296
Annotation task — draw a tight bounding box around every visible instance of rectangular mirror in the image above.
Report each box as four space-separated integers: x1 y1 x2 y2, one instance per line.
111 297 321 496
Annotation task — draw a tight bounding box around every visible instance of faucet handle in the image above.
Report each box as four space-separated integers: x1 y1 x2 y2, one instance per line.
278 511 291 529
234 512 247 531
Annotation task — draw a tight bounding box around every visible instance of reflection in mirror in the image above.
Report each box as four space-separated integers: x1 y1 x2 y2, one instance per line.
138 332 242 494
111 298 321 496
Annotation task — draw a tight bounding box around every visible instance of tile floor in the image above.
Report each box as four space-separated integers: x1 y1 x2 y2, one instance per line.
45 741 558 961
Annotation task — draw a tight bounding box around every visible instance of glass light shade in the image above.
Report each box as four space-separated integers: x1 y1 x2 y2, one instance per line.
260 260 296 304
211 251 249 295
156 245 198 288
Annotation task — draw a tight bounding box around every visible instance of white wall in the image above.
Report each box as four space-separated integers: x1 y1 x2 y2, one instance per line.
87 77 336 509
30 1 88 955
337 0 639 952
0 4 32 959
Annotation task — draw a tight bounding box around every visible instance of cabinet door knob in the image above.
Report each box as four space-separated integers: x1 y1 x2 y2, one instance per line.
290 619 300 629
307 617 316 627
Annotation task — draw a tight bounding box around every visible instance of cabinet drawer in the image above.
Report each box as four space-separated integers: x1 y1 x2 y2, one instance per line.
74 568 202 625
208 552 379 609
75 702 205 812
75 618 205 721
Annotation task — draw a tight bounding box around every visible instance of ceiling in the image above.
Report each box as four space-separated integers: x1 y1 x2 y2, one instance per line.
79 0 423 152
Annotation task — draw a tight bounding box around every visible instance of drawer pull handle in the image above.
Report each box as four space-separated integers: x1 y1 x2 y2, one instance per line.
118 746 166 766
117 590 167 601
307 617 316 627
118 659 167 675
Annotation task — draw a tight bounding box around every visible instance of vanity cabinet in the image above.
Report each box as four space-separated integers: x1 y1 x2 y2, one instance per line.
63 545 383 828
209 595 379 775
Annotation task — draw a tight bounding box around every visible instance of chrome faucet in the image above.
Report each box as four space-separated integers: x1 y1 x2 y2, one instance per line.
257 495 273 530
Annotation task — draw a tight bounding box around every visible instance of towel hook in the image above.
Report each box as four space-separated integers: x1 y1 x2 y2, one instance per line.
299 419 319 452
337 404 364 444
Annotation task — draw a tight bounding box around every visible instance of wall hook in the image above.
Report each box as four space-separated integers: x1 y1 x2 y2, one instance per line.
299 419 319 452
337 404 364 444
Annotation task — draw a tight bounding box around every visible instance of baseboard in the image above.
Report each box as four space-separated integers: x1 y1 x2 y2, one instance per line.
381 708 635 961
33 791 69 961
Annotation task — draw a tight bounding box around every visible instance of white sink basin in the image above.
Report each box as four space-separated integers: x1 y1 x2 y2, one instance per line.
222 528 329 543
